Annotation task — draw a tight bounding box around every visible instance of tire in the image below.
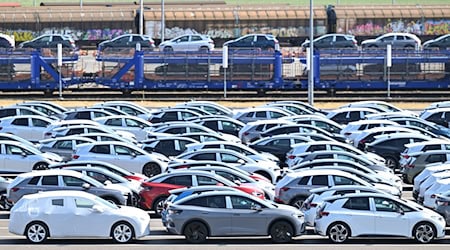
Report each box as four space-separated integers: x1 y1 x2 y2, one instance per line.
111 221 134 243
33 162 48 170
152 196 167 217
163 46 173 52
142 163 161 177
183 221 208 244
327 222 350 243
385 156 398 172
270 221 294 243
413 222 436 243
199 46 209 52
25 222 49 244
289 196 306 209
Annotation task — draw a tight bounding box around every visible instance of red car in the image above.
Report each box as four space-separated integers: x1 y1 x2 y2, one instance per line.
139 170 265 216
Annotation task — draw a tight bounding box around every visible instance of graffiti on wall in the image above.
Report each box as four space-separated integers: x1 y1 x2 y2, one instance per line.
0 28 133 42
347 19 450 36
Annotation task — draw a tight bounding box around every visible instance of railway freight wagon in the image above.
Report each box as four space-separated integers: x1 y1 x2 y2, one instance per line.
0 4 449 45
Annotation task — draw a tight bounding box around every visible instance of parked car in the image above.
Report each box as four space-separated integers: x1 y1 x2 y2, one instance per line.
326 107 379 125
18 34 77 51
141 136 198 157
93 101 152 121
6 169 131 205
423 34 450 50
361 32 421 49
175 101 234 117
224 34 279 51
72 141 169 177
0 33 14 49
94 115 154 142
420 107 450 128
8 190 150 243
159 34 214 52
139 170 265 215
412 163 450 200
0 115 54 142
314 192 445 243
239 119 296 144
165 190 305 243
435 190 450 225
0 140 62 174
39 136 96 161
98 34 155 51
301 33 357 51
401 150 450 184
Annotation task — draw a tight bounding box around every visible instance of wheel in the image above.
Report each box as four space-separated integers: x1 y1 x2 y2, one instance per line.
199 46 209 52
413 222 436 243
25 222 49 243
142 163 161 177
152 196 167 217
270 221 294 243
33 162 48 170
327 222 350 243
111 222 134 243
163 46 173 52
289 196 306 209
184 221 208 243
384 156 398 172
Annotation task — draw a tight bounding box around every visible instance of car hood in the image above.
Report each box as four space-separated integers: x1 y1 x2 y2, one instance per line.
372 183 401 197
361 39 377 45
42 152 63 162
104 183 131 195
118 205 150 219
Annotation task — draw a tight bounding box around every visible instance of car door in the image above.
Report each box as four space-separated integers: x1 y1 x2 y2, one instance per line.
341 196 375 235
229 195 268 235
182 195 232 235
112 144 141 170
372 196 410 236
8 117 31 140
47 139 75 161
69 196 111 237
2 143 35 173
30 117 51 141
44 197 72 237
316 35 333 49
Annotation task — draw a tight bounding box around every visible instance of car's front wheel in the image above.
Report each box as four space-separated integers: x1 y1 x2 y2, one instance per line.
142 163 161 177
270 221 294 243
111 222 134 243
25 222 49 244
183 221 208 243
413 222 436 243
327 222 351 243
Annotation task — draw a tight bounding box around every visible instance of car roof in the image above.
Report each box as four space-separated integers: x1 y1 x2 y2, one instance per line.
16 169 84 178
20 190 96 201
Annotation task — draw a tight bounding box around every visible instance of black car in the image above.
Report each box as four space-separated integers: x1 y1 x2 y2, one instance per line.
98 34 155 51
18 34 77 50
300 33 357 51
223 34 279 50
141 137 198 157
260 124 346 143
423 34 450 50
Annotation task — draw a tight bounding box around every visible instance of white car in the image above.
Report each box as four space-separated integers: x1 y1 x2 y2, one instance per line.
340 120 400 142
8 190 150 243
172 148 282 184
38 136 96 161
0 140 62 173
159 34 214 52
412 163 450 200
238 119 296 144
233 107 295 124
94 115 154 141
0 115 54 142
72 141 169 177
43 124 136 142
93 101 153 121
422 178 450 209
302 185 384 226
314 192 445 243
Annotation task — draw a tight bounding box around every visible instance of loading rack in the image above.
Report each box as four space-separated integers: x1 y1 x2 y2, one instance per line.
0 47 448 95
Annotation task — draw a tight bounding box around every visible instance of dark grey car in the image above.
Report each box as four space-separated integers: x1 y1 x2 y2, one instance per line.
7 169 128 205
165 190 305 243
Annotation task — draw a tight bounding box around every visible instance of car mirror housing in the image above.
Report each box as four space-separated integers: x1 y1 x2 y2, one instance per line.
82 183 91 189
91 204 104 213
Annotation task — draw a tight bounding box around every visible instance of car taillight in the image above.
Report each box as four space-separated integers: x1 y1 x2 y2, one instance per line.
72 155 80 159
436 200 449 206
405 164 415 169
168 209 183 215
173 165 188 169
318 211 329 217
344 132 351 136
45 132 52 136
243 132 249 136
287 155 295 159
310 203 318 207
10 187 19 192
431 194 436 199
402 155 410 159
280 187 290 192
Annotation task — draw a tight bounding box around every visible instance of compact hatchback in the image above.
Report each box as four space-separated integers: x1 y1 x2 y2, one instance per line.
224 34 279 51
98 34 155 51
361 32 421 49
301 33 357 51
159 34 214 52
18 34 77 51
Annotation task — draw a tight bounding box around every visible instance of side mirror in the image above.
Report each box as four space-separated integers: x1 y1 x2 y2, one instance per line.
251 204 262 211
91 204 104 213
131 153 137 158
234 180 242 186
237 159 245 165
396 206 404 215
21 152 27 157
104 180 112 186
82 183 91 189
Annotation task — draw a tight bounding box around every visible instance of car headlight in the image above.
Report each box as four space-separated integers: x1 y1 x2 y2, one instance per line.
292 212 303 218
431 215 444 221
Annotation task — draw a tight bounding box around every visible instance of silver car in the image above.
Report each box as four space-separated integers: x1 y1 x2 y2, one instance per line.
159 34 214 52
165 190 305 243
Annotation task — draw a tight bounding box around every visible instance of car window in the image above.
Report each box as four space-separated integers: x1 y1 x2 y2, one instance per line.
230 195 261 209
62 176 88 187
163 175 192 186
114 145 133 155
28 176 40 185
333 175 359 185
91 145 110 154
32 118 49 127
374 197 398 212
41 175 58 186
52 199 64 206
343 197 370 210
311 175 328 185
255 111 266 118
12 118 28 126
298 176 310 185
105 118 122 126
74 197 94 208
191 35 203 41
54 140 72 149
197 175 222 186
